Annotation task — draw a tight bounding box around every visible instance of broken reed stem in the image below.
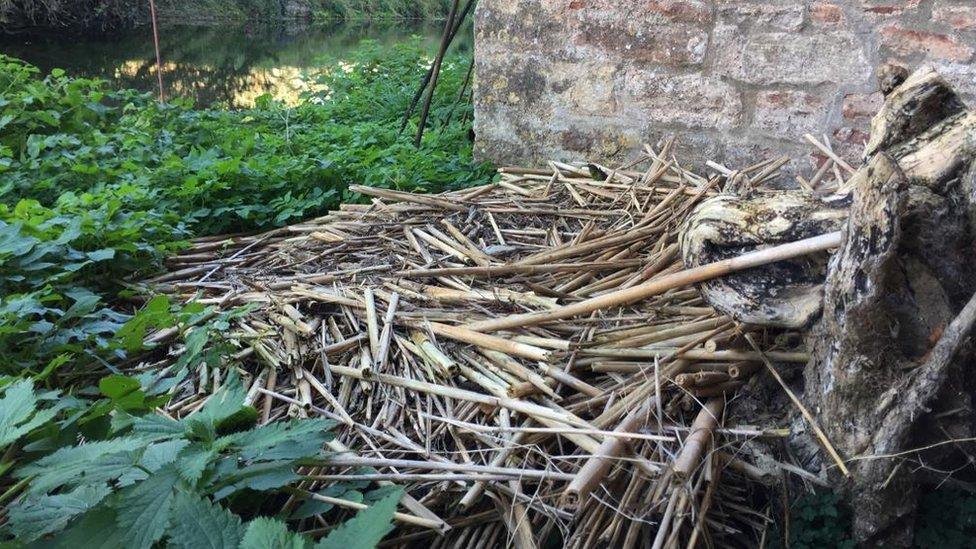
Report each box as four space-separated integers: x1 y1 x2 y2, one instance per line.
564 397 659 506
466 232 843 333
672 397 725 479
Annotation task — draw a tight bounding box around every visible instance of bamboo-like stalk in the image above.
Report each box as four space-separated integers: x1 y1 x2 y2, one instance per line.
673 398 725 479
466 232 842 333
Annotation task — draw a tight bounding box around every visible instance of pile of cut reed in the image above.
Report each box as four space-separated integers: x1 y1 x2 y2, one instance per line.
139 139 849 548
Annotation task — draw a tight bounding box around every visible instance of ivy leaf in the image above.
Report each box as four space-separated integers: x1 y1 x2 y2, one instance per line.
7 483 111 541
240 517 309 549
314 488 402 549
113 464 178 549
167 490 245 549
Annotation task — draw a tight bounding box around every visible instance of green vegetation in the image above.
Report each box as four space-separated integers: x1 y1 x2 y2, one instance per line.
915 489 976 548
775 488 976 548
313 0 454 21
0 38 487 545
772 491 854 549
0 0 455 31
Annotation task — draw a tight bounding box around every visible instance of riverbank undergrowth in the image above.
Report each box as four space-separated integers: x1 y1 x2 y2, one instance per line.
0 37 488 545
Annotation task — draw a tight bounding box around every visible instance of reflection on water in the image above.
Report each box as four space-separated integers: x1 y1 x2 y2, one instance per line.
0 22 463 108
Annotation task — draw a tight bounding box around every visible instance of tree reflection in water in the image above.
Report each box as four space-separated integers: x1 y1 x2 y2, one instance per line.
0 21 464 108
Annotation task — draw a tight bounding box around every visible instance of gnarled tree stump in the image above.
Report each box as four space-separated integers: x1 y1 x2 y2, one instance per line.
805 68 976 545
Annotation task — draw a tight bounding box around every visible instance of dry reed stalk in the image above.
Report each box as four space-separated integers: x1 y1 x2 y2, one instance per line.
134 142 851 547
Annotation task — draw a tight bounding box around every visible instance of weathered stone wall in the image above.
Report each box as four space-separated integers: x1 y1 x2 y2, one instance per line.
473 0 976 171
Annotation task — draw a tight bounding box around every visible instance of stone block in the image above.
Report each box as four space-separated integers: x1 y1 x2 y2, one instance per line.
550 62 620 116
620 70 743 129
843 92 885 122
715 1 806 32
573 13 708 66
712 25 871 85
933 4 976 32
754 90 827 138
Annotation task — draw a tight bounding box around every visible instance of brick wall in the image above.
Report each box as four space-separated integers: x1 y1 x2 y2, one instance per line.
473 0 976 172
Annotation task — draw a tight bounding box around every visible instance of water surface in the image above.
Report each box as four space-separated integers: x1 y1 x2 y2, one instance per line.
0 22 458 107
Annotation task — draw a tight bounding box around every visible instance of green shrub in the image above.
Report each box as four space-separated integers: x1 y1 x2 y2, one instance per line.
915 489 976 548
770 491 854 549
0 39 489 377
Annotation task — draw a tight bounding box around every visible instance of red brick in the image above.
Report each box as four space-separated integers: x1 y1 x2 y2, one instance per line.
842 92 884 121
811 2 845 24
880 23 974 61
861 1 920 17
933 5 976 31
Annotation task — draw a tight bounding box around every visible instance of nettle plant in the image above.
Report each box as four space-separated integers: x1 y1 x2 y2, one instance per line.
0 375 401 548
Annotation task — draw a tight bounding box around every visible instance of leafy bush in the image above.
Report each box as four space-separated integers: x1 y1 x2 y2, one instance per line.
0 374 402 547
915 489 976 548
0 40 483 545
770 491 854 549
0 40 489 377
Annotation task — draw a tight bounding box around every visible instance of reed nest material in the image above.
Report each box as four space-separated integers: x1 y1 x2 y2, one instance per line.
138 140 853 548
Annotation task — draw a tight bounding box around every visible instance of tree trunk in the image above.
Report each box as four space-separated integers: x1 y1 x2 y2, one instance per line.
804 68 976 545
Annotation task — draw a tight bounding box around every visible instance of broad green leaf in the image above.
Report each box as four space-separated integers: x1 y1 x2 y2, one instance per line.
176 443 217 485
8 483 110 541
50 506 128 549
167 490 244 549
315 489 402 549
240 517 309 549
114 295 173 352
113 464 178 549
0 379 39 447
98 375 140 400
232 418 333 461
18 437 145 493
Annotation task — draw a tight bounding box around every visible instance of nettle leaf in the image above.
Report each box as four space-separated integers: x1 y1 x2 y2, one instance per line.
167 490 245 549
314 488 402 549
50 506 129 549
291 486 363 521
188 372 247 429
212 461 299 501
176 443 218 485
7 483 111 542
113 464 179 549
232 417 333 462
0 379 58 448
17 437 145 493
131 412 186 441
114 295 174 352
240 517 309 549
